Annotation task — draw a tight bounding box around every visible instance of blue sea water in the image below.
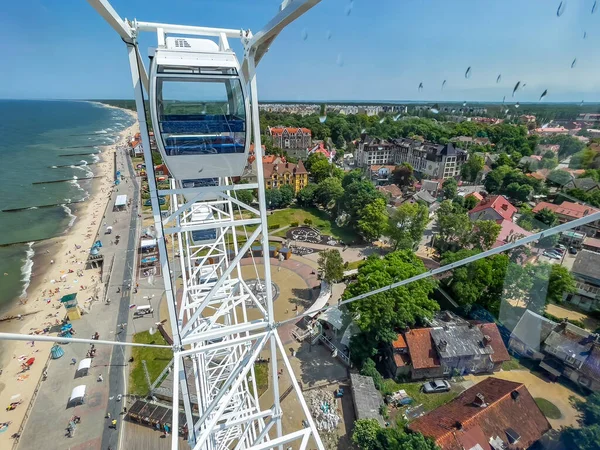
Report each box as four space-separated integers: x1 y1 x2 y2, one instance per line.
0 100 135 313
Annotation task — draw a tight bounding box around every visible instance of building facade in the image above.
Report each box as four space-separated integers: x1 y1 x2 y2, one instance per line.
263 160 308 194
356 136 468 180
268 126 312 159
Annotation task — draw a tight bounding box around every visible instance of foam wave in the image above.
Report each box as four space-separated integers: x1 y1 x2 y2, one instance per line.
19 242 35 299
27 206 38 210
62 204 77 228
51 165 57 169
91 154 100 163
95 130 108 134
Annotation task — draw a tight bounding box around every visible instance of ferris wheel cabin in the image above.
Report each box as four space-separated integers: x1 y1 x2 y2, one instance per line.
149 36 250 180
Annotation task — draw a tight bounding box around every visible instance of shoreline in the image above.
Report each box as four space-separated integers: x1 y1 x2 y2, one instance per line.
0 104 139 445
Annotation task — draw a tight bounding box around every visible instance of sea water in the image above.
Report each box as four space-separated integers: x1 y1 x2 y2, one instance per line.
0 100 135 313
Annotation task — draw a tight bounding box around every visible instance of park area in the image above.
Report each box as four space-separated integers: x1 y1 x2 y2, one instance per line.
129 331 172 396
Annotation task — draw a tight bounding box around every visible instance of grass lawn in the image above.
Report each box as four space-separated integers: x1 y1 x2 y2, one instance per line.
381 379 458 413
129 331 173 396
535 398 562 419
266 206 357 243
501 356 527 371
250 362 269 398
345 260 364 271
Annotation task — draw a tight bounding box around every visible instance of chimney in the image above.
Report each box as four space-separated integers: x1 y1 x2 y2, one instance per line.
473 393 487 408
438 339 447 352
511 390 520 401
483 335 492 346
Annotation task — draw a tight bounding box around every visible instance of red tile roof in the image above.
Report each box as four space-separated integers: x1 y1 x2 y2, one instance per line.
392 334 407 349
269 127 311 135
466 192 483 201
393 352 411 368
404 328 440 369
532 201 599 220
409 378 551 450
477 323 510 363
377 184 402 198
584 237 600 249
468 195 517 221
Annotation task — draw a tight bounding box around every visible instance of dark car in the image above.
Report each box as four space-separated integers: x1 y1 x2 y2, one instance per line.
422 379 451 393
569 246 578 255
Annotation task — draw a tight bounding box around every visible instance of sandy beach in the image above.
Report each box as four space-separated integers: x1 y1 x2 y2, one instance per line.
0 104 139 445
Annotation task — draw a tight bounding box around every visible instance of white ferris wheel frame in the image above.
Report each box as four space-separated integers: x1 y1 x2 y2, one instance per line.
84 1 324 450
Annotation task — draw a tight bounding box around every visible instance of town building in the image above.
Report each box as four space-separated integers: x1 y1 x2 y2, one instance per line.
389 319 510 380
563 177 600 193
567 250 600 312
241 157 308 194
409 377 551 450
509 309 600 391
532 201 600 236
355 136 468 180
468 195 517 222
349 373 385 425
268 126 312 159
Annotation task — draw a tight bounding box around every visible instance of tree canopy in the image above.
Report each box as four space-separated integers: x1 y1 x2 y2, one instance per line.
387 202 430 250
358 198 389 242
352 419 439 450
317 249 344 284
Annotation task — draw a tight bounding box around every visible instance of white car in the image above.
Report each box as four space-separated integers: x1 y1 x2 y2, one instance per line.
422 379 451 393
543 251 561 260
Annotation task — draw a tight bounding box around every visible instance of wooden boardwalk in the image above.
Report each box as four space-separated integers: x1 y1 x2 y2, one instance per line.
122 420 189 450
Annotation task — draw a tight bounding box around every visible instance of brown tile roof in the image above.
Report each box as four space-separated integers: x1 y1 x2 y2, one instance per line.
392 334 407 349
393 352 410 368
263 160 308 178
409 377 551 450
269 127 311 135
377 184 402 198
477 323 510 363
532 201 599 219
466 192 483 201
404 328 440 369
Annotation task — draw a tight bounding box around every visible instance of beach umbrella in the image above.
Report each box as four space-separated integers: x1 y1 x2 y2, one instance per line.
51 344 64 359
25 358 35 367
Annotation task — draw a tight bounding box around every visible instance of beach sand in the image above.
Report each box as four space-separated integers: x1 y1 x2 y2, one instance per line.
0 105 139 445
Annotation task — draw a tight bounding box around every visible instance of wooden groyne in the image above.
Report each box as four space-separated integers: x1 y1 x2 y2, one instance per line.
58 152 100 157
49 163 97 168
33 176 103 185
1 200 85 213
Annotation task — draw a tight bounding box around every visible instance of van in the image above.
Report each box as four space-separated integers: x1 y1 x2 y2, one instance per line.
134 305 154 317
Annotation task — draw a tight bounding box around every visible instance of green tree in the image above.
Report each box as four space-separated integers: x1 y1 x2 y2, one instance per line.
304 152 327 172
314 177 344 210
317 249 344 283
387 202 430 250
357 198 389 241
484 165 512 193
546 169 573 186
460 154 484 182
359 358 383 390
504 182 533 202
352 419 381 450
392 163 414 187
560 392 600 449
442 178 458 200
296 184 318 207
264 188 282 209
435 201 473 253
471 220 502 250
278 184 295 207
534 208 559 227
463 194 479 211
310 158 335 183
345 251 438 366
547 264 576 304
235 189 254 205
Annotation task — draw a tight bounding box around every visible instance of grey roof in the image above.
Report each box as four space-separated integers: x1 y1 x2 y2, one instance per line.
510 310 556 351
350 373 384 425
572 250 600 281
421 179 440 193
154 360 198 405
413 190 437 205
430 325 494 359
566 177 600 192
428 310 469 327
544 324 594 364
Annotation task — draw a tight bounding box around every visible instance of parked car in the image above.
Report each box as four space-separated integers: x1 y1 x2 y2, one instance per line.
553 247 565 254
569 246 578 255
422 380 451 393
543 251 561 260
556 244 567 251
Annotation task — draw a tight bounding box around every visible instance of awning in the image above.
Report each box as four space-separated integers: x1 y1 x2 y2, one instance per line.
539 360 563 377
340 322 360 347
70 385 86 402
115 195 128 207
304 282 332 317
77 358 92 372
319 307 344 330
140 239 157 249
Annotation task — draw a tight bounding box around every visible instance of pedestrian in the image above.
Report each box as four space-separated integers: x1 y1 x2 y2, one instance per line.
98 374 103 382
106 412 111 419
123 407 127 414
111 419 117 428
71 358 76 365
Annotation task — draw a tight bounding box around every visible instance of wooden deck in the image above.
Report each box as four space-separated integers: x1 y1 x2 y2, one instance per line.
122 420 190 450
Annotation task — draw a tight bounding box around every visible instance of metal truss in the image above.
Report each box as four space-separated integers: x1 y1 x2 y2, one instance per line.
86 1 324 449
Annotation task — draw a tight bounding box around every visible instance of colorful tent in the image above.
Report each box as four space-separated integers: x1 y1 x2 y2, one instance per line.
51 344 64 359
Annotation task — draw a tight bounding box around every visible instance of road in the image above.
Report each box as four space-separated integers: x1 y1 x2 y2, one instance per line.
101 148 141 450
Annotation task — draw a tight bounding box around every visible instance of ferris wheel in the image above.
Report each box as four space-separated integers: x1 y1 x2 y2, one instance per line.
84 1 324 449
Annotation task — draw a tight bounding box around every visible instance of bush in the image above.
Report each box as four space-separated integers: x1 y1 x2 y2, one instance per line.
304 218 313 225
543 312 586 329
290 221 299 227
268 223 280 230
360 358 384 391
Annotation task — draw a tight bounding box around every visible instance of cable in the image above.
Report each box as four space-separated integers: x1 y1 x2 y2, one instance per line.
275 210 600 328
0 332 171 348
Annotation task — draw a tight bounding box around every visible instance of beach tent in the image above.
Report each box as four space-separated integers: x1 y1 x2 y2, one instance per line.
140 239 157 249
76 358 92 376
69 385 86 405
51 344 64 359
115 195 128 209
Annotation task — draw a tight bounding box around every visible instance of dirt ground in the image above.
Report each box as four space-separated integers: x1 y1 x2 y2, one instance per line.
545 303 600 331
464 370 584 429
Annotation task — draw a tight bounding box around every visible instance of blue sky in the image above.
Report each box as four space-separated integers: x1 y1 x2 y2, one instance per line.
2 0 600 102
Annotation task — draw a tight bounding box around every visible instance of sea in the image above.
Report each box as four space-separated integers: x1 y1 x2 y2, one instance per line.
0 100 135 315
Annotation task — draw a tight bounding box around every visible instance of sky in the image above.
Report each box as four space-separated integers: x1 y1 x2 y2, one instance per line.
1 0 600 102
